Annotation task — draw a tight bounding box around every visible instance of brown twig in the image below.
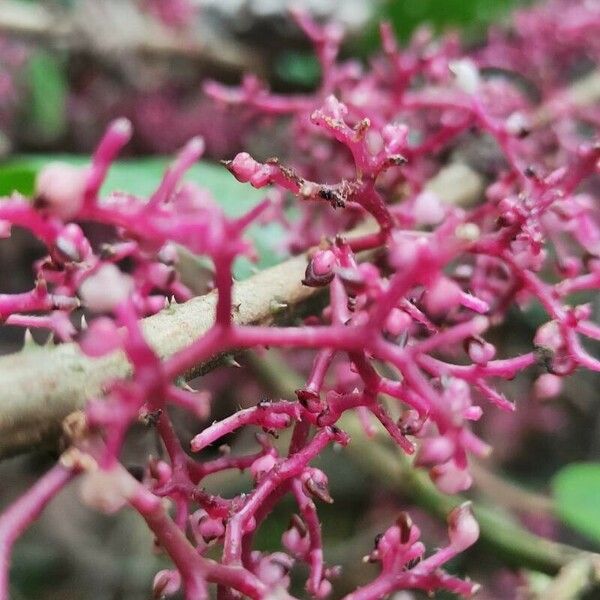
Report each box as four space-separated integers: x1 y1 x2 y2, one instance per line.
0 0 263 75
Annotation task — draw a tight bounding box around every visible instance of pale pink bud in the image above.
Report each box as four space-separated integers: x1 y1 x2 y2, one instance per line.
250 453 277 481
79 317 121 358
151 460 172 487
467 337 496 365
449 59 481 94
316 579 332 599
303 251 336 287
384 308 411 337
534 321 562 352
0 220 10 238
197 514 225 542
534 373 563 400
227 152 274 187
414 191 445 226
35 162 89 220
572 303 592 322
282 523 310 557
228 152 259 181
321 95 348 121
448 502 479 552
389 234 425 270
505 111 531 138
79 468 137 514
55 224 91 263
365 129 384 155
430 461 473 494
424 277 463 316
153 569 181 599
79 264 134 313
415 436 455 467
382 122 409 153
464 405 483 421
312 250 336 277
302 468 333 503
256 552 293 588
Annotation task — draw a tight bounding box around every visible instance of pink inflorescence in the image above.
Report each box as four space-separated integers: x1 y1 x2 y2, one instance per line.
0 1 599 598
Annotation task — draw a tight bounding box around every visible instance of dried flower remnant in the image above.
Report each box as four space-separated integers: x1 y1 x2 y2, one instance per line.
0 1 599 599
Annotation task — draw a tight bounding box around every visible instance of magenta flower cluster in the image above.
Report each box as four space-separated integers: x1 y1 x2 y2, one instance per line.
0 1 599 598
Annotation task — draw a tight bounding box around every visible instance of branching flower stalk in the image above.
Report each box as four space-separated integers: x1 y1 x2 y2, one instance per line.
0 1 599 598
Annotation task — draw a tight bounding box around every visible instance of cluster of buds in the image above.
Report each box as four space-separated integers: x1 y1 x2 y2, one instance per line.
0 1 599 599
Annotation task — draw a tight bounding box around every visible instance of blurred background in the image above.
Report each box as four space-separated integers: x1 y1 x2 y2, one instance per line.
0 1 599 599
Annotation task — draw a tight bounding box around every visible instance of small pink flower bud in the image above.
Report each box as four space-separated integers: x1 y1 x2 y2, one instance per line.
303 251 336 287
35 162 89 220
79 264 134 313
296 388 323 413
414 191 445 226
448 502 479 552
250 453 277 481
449 59 481 94
389 234 423 270
0 220 10 238
398 410 424 436
197 514 225 543
384 308 411 337
415 436 455 467
534 321 562 351
505 111 531 138
467 337 496 365
424 277 463 316
79 317 122 358
228 152 256 178
302 468 333 503
430 461 473 494
55 224 91 263
316 578 332 599
227 152 274 187
365 129 384 156
534 373 563 400
256 552 293 588
153 569 181 599
79 468 137 514
282 521 310 557
312 250 336 277
153 460 172 486
382 122 409 153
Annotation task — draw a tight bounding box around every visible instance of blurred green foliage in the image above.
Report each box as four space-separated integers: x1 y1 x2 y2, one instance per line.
553 463 600 546
0 155 284 279
360 0 532 52
22 51 68 145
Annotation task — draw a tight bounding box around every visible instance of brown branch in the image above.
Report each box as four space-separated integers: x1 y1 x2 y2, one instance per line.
0 0 263 75
0 253 315 459
0 162 483 460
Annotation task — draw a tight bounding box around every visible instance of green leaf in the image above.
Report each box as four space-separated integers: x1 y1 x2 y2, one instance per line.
357 0 532 55
274 51 321 88
24 51 68 143
552 462 600 546
0 155 286 278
